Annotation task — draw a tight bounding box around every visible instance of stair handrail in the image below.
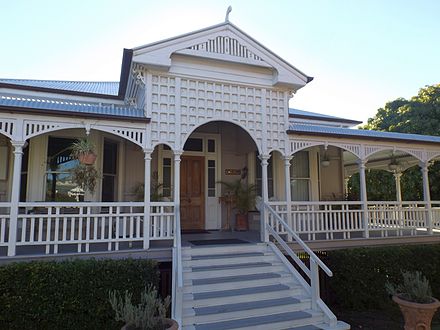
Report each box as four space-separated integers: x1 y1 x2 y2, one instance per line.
260 201 337 327
171 205 183 326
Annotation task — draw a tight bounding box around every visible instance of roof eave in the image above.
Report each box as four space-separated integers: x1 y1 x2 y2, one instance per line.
286 129 440 146
289 113 362 125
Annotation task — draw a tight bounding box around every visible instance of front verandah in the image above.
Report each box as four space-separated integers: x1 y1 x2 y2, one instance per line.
1 127 440 257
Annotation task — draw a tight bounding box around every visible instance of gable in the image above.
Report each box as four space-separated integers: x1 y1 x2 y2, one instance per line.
132 22 312 90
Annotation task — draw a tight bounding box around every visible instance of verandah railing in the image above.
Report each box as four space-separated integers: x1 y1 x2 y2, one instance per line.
0 202 11 249
1 201 174 256
268 200 439 241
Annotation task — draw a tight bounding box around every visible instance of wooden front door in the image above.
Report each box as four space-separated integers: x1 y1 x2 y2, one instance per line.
180 156 205 230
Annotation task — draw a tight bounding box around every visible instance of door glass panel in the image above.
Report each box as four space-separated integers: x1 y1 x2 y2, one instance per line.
208 160 215 197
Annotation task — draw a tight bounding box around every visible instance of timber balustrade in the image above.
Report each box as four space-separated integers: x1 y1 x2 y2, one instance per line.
0 201 174 256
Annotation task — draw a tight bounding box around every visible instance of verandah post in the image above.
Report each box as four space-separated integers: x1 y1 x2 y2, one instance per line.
259 154 270 242
420 161 433 235
143 149 152 249
173 151 182 247
8 141 25 256
358 159 369 238
284 155 293 241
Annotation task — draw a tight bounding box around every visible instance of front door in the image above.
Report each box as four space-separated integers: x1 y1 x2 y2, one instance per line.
180 156 205 230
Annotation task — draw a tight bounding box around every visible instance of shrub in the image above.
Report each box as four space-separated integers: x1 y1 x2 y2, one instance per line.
0 258 159 330
326 244 440 310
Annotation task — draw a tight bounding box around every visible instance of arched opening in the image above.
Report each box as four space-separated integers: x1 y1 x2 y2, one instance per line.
180 121 260 238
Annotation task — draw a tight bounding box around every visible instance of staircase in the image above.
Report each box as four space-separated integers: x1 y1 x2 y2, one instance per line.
179 243 349 330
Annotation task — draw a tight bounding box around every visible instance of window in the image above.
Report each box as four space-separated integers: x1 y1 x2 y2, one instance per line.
19 145 29 202
46 137 79 202
207 139 215 153
256 154 274 198
162 157 172 198
101 139 118 202
208 160 216 197
290 151 310 201
183 138 203 152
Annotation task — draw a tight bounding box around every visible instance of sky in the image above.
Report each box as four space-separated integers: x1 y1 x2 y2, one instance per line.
0 0 439 124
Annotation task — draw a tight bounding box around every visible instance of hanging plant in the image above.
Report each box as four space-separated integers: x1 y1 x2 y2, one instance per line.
70 138 97 165
72 164 100 194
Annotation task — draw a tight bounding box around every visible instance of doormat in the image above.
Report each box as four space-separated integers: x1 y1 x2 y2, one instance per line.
189 239 249 246
181 230 211 234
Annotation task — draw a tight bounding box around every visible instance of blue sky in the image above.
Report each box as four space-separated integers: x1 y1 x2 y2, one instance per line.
0 0 439 123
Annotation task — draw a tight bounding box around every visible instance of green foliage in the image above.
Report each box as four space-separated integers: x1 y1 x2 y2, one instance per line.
220 179 257 214
70 138 96 159
385 271 433 304
352 84 440 200
72 163 100 194
0 258 159 330
109 284 170 330
326 244 440 311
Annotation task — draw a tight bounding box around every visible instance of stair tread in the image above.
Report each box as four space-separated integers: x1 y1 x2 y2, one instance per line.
191 262 273 272
191 252 265 260
193 284 291 300
284 325 321 330
194 296 301 315
193 311 313 330
192 272 282 285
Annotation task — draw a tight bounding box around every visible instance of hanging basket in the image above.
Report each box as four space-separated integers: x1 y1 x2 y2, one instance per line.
78 152 97 165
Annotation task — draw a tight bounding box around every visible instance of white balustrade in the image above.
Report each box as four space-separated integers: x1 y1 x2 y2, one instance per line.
9 201 174 255
0 202 11 247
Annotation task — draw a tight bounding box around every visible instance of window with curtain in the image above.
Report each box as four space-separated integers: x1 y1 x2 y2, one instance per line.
290 151 310 201
45 137 80 202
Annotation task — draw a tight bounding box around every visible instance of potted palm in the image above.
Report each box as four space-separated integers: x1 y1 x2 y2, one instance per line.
220 179 257 231
386 270 440 330
70 138 97 165
109 284 178 330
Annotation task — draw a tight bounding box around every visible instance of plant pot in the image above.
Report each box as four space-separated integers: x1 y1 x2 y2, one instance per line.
392 295 440 330
78 152 97 165
121 318 178 330
235 213 248 231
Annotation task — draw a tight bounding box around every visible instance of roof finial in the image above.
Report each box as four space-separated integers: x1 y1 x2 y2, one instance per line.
225 6 232 22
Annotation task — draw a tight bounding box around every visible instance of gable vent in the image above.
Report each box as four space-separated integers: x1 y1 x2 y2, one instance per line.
188 36 263 61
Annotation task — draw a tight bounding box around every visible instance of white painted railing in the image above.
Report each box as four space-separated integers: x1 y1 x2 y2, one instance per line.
268 200 438 241
269 201 364 240
367 201 428 236
3 201 175 256
261 201 337 327
0 202 11 248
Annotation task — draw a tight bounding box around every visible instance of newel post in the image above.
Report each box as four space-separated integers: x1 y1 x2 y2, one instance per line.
420 161 433 235
358 159 369 238
284 156 293 241
143 149 152 249
8 141 26 256
259 154 270 242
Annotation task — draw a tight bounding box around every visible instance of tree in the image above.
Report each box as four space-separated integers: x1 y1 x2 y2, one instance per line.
349 84 440 201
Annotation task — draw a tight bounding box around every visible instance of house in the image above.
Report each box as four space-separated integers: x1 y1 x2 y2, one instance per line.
0 18 439 329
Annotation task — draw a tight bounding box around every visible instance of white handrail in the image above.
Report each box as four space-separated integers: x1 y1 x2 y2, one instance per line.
263 201 332 276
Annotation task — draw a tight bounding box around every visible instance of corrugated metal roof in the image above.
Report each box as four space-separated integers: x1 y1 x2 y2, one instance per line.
290 123 440 144
289 108 361 123
0 79 119 96
0 95 144 119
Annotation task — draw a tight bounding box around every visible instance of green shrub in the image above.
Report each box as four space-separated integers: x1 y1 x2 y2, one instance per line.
0 258 159 330
326 244 440 310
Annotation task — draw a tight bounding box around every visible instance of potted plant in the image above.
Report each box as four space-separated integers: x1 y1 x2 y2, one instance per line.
386 270 440 330
70 138 97 165
72 163 100 194
220 179 257 231
109 284 178 330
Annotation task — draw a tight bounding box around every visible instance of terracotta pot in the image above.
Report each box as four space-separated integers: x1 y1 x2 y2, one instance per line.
393 295 440 330
121 318 178 330
235 213 248 231
78 152 97 165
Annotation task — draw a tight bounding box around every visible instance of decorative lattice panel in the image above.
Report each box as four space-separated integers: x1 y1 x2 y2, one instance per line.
95 126 145 148
335 143 361 158
0 118 14 139
290 140 321 154
150 75 177 148
188 36 263 61
24 121 68 140
427 150 440 162
179 78 267 152
265 90 287 153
